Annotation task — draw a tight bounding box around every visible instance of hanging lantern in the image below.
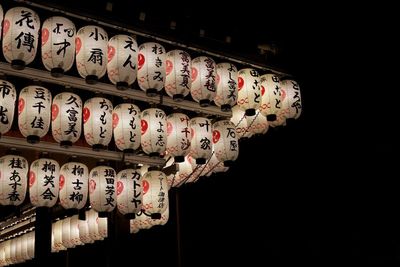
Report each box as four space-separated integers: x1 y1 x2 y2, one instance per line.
137 42 166 96
281 79 302 121
29 158 60 207
107 34 138 90
52 220 65 252
83 97 113 150
70 215 84 246
41 16 76 77
18 86 52 143
59 161 88 210
246 110 269 135
20 233 30 261
86 209 102 241
0 80 16 137
89 165 117 216
78 216 94 244
142 170 168 218
97 215 108 239
112 103 141 153
75 25 108 84
150 204 169 227
116 168 143 217
190 56 216 107
129 219 140 234
0 154 28 206
166 113 191 162
26 232 34 260
215 63 238 112
268 83 288 128
140 108 166 157
186 154 205 183
208 152 229 174
260 74 281 121
237 68 261 116
52 92 82 147
212 120 239 166
164 157 192 188
189 117 212 164
61 217 75 249
165 49 191 101
2 7 40 70
230 105 252 139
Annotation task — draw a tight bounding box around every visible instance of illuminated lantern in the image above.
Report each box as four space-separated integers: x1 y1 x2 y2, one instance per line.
129 219 140 234
83 97 113 150
41 16 76 77
0 154 28 206
137 42 166 96
190 56 216 107
281 79 302 121
212 120 239 166
150 204 169 226
246 110 269 135
2 7 40 70
107 34 138 90
166 113 191 162
10 238 17 264
208 152 229 174
3 240 11 265
237 68 261 116
260 73 281 121
78 216 94 244
51 92 82 147
61 217 74 248
29 158 60 207
215 63 238 111
26 231 35 259
69 215 83 246
75 25 108 84
186 154 205 183
112 103 141 153
18 86 52 143
98 215 108 239
165 49 191 101
20 234 30 261
87 209 102 241
230 105 252 139
0 80 16 137
59 161 88 210
89 165 116 215
116 168 143 217
164 156 192 187
142 170 168 218
140 108 166 157
189 117 212 164
53 220 65 252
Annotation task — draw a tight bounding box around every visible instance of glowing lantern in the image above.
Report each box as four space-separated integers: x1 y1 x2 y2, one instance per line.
26 232 34 259
69 215 84 246
116 168 143 217
150 204 169 226
259 74 281 121
52 220 65 252
98 214 108 239
140 108 167 157
61 217 74 249
107 34 138 90
78 216 94 244
189 117 212 164
212 120 239 166
207 152 229 174
166 113 191 162
237 68 261 116
20 234 30 261
142 170 168 218
83 97 113 150
215 63 238 111
29 158 60 207
281 79 302 121
18 86 52 143
0 80 16 137
89 165 116 215
129 219 140 234
190 56 216 107
2 7 40 70
164 157 192 187
51 92 82 147
87 209 102 241
137 42 166 96
75 25 108 84
112 103 141 153
0 154 28 206
41 16 76 77
165 49 191 101
246 110 269 135
230 105 252 139
59 161 88 210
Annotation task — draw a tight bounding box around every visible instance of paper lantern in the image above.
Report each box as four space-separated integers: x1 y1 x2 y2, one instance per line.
137 42 166 96
26 232 34 259
166 113 191 162
52 92 82 147
10 238 17 264
189 117 212 164
70 215 84 246
164 157 192 187
186 154 205 183
89 165 117 215
190 56 216 107
75 25 108 84
78 215 94 244
41 16 76 77
86 209 102 241
59 162 88 210
208 152 229 174
61 217 75 249
165 49 191 101
83 97 113 150
3 240 11 265
246 110 269 135
140 108 167 157
129 219 140 234
2 7 40 69
113 103 141 153
116 168 143 216
150 204 169 226
237 68 261 116
212 120 239 166
20 234 30 261
52 220 65 252
18 86 52 143
281 79 302 121
0 80 16 137
260 74 281 121
0 154 28 206
97 214 108 238
142 170 168 218
230 105 252 139
29 158 60 207
107 34 138 90
215 63 238 111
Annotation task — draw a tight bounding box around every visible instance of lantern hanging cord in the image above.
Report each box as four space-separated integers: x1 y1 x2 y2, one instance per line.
176 164 201 186
192 151 215 183
239 112 260 139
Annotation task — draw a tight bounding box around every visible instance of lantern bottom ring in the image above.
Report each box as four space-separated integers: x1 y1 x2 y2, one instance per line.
92 144 106 151
123 148 134 154
116 82 129 90
245 108 256 116
174 155 184 163
199 99 210 107
267 114 277 122
60 140 73 147
124 213 136 220
149 152 160 158
172 94 184 102
151 213 161 219
146 88 158 97
27 135 40 144
195 158 206 165
98 212 108 218
85 75 99 85
11 60 26 70
221 104 232 112
51 67 65 78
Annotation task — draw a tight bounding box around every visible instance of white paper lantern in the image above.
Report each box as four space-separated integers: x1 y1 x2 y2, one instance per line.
18 86 52 143
107 34 138 90
230 105 252 139
150 204 169 226
89 165 117 214
98 214 108 239
61 217 74 249
129 219 140 234
166 113 191 162
141 108 167 157
215 63 238 111
75 25 108 84
137 42 166 96
116 168 143 216
26 232 34 259
186 154 205 183
2 7 40 69
20 234 30 261
86 209 102 241
212 120 239 166
237 68 261 116
41 16 76 77
51 92 82 147
10 238 17 264
0 154 28 206
3 240 11 265
83 97 113 150
268 84 288 128
0 80 16 136
208 152 229 174
29 158 60 207
142 170 168 217
165 49 191 101
59 162 88 210
172 158 193 187
78 216 94 244
259 74 281 121
52 220 65 252
281 79 302 121
190 56 216 107
189 117 212 164
113 103 141 153
69 215 84 246
246 110 269 135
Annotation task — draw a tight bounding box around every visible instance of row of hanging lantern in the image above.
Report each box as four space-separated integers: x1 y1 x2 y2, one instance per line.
0 231 35 266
